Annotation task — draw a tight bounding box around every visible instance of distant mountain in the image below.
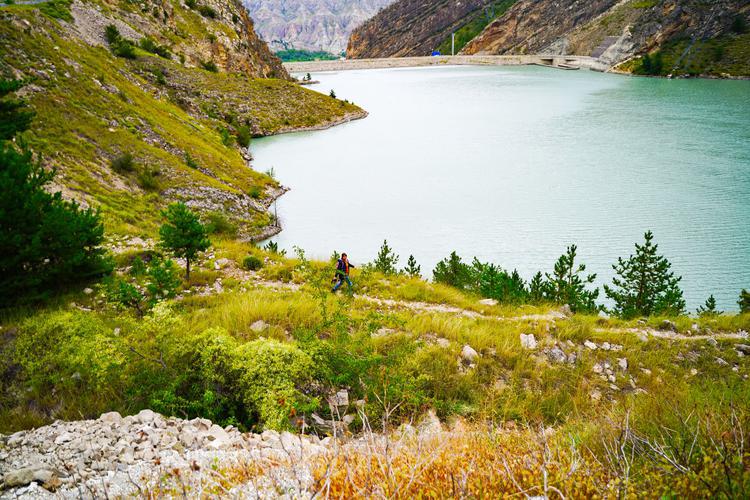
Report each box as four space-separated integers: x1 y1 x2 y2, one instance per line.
244 0 395 54
348 0 750 77
347 0 500 58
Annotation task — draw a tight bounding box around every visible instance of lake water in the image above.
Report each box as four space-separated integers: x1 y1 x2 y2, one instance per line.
252 65 750 311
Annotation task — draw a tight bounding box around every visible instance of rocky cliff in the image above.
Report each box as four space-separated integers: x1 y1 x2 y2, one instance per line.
0 0 364 238
461 0 750 76
244 0 394 54
347 0 497 58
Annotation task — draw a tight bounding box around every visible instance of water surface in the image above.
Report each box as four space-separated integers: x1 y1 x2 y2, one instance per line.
252 65 750 310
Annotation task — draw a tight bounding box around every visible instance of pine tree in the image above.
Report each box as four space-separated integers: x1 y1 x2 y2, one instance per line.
401 255 421 277
604 231 685 318
159 202 210 281
0 79 35 141
372 239 399 275
697 295 721 317
1 79 107 304
739 289 750 314
544 245 599 313
433 251 472 289
528 272 547 303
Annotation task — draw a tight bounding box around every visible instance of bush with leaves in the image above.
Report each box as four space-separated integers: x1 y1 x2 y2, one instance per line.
471 259 529 304
110 152 135 173
372 239 399 275
139 37 171 59
159 202 210 281
739 289 749 314
433 251 473 289
0 79 35 140
104 25 137 59
243 255 263 271
542 245 599 313
205 211 237 237
1 79 109 304
604 231 685 318
200 60 219 72
107 257 180 316
403 255 421 278
236 126 252 148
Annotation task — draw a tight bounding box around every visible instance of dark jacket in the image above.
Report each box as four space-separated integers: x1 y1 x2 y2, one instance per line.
336 258 354 276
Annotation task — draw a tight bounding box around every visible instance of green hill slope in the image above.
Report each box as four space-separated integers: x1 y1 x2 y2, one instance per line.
0 0 364 238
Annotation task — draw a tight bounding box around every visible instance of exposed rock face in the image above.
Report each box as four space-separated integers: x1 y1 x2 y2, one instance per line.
461 0 749 69
68 0 288 79
461 0 621 56
347 0 495 58
245 0 394 54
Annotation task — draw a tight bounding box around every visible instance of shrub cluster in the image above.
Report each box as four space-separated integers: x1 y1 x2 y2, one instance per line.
105 25 136 59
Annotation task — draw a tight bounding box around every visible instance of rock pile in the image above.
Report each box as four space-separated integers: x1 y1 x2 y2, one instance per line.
0 410 327 498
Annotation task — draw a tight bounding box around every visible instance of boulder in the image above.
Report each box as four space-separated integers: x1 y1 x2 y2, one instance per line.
617 358 628 371
136 409 157 423
659 320 677 332
546 346 567 364
100 411 123 424
250 320 269 333
461 345 479 363
520 333 537 350
478 298 498 306
584 340 597 350
327 389 349 408
735 344 750 355
3 465 60 491
436 338 450 348
205 424 232 450
716 357 729 366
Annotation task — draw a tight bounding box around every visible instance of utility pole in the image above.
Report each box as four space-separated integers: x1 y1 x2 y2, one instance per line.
451 32 455 56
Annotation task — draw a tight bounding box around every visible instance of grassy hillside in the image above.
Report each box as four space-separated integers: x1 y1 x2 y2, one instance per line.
1 234 749 495
0 1 363 237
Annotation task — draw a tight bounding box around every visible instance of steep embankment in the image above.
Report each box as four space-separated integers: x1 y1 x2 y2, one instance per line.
462 0 750 77
244 0 394 54
346 0 500 58
0 0 364 238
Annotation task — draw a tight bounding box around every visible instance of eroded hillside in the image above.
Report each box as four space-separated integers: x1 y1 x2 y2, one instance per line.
346 0 498 58
0 0 365 238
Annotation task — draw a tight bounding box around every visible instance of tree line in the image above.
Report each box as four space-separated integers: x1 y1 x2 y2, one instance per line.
370 236 749 319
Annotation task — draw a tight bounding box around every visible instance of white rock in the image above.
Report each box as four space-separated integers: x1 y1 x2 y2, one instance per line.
461 345 479 363
520 333 537 350
478 298 498 306
250 320 269 333
601 342 611 351
592 363 604 374
617 358 628 371
136 409 157 423
100 411 122 424
435 338 450 348
83 288 94 295
584 340 597 350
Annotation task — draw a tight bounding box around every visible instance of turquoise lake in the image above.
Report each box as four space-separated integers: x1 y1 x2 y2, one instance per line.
252 65 750 310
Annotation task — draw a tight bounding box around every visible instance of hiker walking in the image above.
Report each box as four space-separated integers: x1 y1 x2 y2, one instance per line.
332 253 355 292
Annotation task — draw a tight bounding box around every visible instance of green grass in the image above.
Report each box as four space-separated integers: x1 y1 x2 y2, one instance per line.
0 3 363 237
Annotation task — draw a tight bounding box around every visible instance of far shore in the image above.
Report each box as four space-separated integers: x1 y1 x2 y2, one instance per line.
285 55 601 73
